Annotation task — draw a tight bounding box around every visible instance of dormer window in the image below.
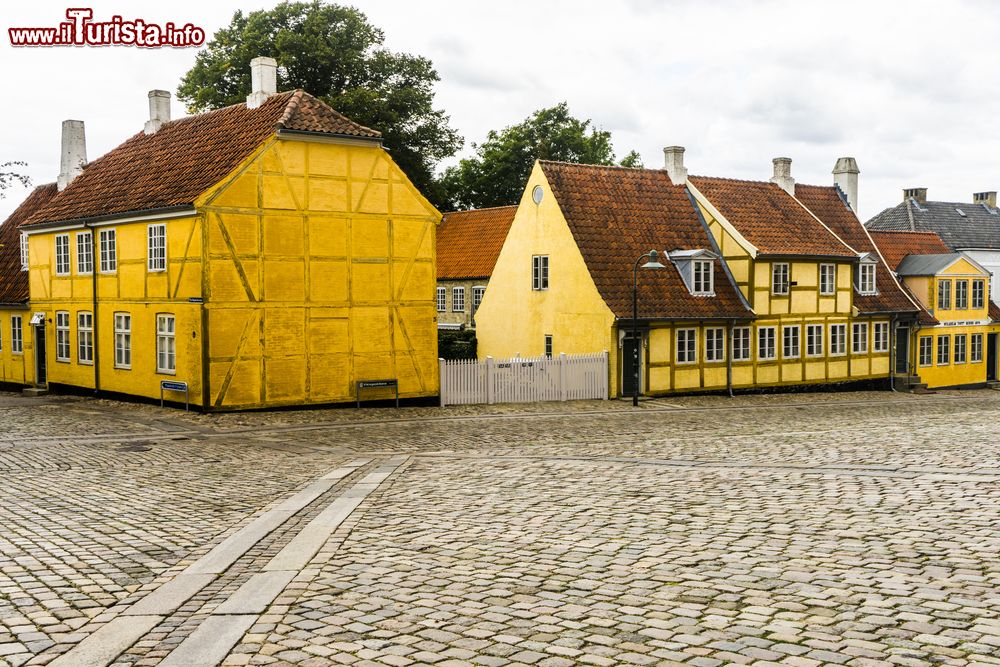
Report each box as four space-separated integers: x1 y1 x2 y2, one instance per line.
857 254 877 295
668 249 717 296
693 260 714 295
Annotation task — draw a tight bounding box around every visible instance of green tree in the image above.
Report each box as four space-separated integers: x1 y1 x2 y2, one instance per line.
0 161 30 199
441 103 641 210
177 1 461 208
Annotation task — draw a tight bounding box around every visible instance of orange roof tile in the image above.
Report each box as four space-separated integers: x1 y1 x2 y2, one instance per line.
0 183 58 305
689 176 856 257
540 161 751 320
25 91 379 228
869 231 952 271
437 206 516 280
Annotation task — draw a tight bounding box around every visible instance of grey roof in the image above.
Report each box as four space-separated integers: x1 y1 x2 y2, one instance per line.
866 198 1000 250
895 253 966 276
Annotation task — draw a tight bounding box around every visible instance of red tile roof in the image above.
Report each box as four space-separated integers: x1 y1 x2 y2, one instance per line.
794 184 919 315
25 91 379 227
869 231 952 271
689 176 856 257
0 184 58 304
540 161 751 320
438 206 516 280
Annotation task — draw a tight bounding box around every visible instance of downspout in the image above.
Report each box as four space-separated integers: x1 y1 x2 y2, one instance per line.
727 320 734 397
85 222 100 395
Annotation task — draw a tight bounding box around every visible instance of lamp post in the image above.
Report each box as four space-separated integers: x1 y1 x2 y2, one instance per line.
632 250 667 406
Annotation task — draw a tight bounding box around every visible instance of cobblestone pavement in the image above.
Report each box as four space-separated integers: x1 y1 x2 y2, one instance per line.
1 389 999 666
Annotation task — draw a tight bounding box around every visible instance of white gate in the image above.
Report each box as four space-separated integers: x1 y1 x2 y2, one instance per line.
439 351 609 406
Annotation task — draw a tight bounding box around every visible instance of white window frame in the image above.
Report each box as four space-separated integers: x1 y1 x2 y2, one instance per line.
771 263 789 296
972 333 984 363
873 322 889 353
55 311 71 362
806 324 824 357
732 327 751 361
472 286 486 313
757 326 776 361
436 287 446 312
937 334 950 366
100 228 117 274
114 312 131 369
148 223 167 272
972 280 985 310
919 336 933 367
955 280 968 310
677 328 697 364
954 333 967 364
452 286 466 313
705 327 725 363
55 234 71 276
19 232 29 271
532 255 549 291
156 314 176 374
858 263 877 295
782 325 800 359
819 264 836 296
937 279 951 310
852 322 868 354
11 316 22 354
78 312 93 365
544 334 553 358
693 260 714 295
830 323 847 356
76 231 93 275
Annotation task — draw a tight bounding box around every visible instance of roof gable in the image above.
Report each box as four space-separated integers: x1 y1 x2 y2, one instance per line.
437 206 517 280
0 183 58 304
895 253 973 276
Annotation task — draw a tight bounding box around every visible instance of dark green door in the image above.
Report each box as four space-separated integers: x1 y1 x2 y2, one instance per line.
988 334 998 382
895 326 909 375
622 337 640 397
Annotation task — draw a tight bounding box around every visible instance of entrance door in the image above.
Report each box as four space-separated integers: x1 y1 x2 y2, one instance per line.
622 336 640 397
895 326 910 375
35 323 47 386
988 333 998 382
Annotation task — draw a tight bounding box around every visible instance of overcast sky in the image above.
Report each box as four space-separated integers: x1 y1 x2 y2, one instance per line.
3 0 1000 222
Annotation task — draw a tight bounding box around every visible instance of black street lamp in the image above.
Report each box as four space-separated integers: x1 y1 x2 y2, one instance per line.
631 250 666 406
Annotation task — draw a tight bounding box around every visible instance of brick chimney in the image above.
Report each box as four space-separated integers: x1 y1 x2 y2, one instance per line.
144 90 171 135
770 157 794 195
832 157 859 213
662 146 688 185
904 187 927 204
57 120 87 191
974 191 997 208
246 56 278 109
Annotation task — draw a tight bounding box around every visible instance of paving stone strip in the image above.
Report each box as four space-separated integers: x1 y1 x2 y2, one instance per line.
46 458 373 667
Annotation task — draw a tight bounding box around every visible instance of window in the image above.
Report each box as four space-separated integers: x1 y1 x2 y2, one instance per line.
436 287 446 312
829 324 847 356
919 336 933 366
782 325 800 359
972 333 984 363
858 263 876 295
937 279 951 310
78 312 93 365
100 229 117 273
806 324 824 357
20 232 28 271
532 255 549 290
955 280 969 309
852 322 868 354
544 334 553 358
705 327 725 362
473 286 486 313
11 316 22 353
148 224 167 271
873 322 889 353
114 313 131 369
157 314 176 373
757 326 776 361
771 263 789 295
937 335 950 365
677 328 697 364
732 327 751 361
973 280 986 309
76 231 93 274
55 311 70 362
452 287 465 312
55 234 70 276
819 264 835 296
954 334 967 364
693 260 714 295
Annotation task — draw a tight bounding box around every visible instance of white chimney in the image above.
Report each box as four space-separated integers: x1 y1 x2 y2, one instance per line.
770 157 794 196
57 120 87 191
832 157 860 212
144 90 171 135
246 56 278 109
663 146 688 185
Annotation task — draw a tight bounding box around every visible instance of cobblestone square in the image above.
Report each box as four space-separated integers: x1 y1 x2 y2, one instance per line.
1 389 999 666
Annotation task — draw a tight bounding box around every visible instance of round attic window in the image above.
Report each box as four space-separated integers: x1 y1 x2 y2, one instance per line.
532 185 544 205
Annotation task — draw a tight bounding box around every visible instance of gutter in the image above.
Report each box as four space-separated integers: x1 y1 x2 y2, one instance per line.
22 205 195 234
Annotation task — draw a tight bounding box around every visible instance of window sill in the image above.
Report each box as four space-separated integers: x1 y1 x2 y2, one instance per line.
114 365 132 371
79 361 94 366
156 370 177 376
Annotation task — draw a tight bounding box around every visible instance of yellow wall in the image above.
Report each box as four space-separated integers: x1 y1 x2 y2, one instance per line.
474 162 618 390
0 308 34 385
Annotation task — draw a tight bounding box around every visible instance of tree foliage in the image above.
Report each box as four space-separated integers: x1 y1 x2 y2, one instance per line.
177 1 461 208
0 161 30 199
441 103 641 210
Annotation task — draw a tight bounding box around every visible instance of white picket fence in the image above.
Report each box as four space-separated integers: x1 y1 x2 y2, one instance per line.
440 351 609 406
